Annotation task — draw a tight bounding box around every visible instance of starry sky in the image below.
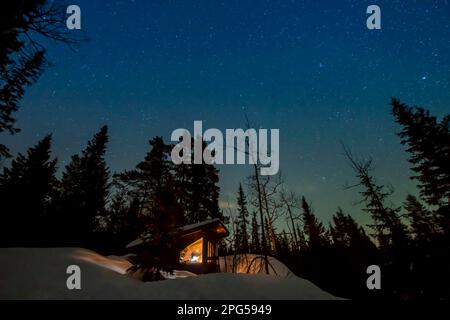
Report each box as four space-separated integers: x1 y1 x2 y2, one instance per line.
4 0 450 226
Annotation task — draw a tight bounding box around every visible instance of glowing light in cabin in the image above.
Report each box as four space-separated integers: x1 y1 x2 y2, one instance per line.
190 252 200 262
180 238 203 263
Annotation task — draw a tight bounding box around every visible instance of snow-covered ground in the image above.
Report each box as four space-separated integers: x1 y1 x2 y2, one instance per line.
0 248 341 300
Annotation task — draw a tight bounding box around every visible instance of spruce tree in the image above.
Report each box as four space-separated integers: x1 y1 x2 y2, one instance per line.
250 210 261 253
301 197 326 250
330 208 372 248
275 230 291 258
296 224 307 251
57 126 110 247
130 180 185 281
114 136 188 265
263 217 275 254
0 135 57 246
328 208 379 299
404 194 439 244
115 136 173 219
175 138 222 223
344 147 409 250
102 190 142 251
391 98 450 232
236 184 250 253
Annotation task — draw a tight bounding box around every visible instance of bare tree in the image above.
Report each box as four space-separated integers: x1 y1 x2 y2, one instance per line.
251 173 284 254
279 188 302 252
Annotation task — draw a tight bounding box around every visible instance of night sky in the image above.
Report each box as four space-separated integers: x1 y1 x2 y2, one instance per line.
4 0 450 225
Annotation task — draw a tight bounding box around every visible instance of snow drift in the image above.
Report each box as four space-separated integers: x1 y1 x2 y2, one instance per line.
0 248 341 300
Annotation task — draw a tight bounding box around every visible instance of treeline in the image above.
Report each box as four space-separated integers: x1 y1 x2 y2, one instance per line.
226 98 449 300
0 132 222 254
0 93 448 298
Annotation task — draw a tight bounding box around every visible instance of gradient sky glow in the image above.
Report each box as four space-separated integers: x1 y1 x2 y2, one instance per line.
3 0 450 226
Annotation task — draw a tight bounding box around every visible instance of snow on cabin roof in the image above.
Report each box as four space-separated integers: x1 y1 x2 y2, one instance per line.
181 218 229 237
181 218 221 232
126 218 228 249
125 238 144 249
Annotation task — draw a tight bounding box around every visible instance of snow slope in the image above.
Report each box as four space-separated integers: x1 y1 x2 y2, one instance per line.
0 248 341 300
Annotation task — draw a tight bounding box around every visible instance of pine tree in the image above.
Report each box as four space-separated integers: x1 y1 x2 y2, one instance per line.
57 126 110 247
301 197 326 250
0 135 57 246
250 210 261 253
236 184 250 253
391 98 450 232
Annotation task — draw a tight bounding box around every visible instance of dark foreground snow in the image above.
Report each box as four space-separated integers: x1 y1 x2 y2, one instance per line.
0 248 341 300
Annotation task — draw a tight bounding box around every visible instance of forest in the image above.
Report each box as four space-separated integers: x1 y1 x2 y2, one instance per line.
1 0 449 300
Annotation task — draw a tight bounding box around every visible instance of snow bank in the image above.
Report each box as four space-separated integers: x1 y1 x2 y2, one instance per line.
0 248 341 300
220 254 292 277
72 249 133 274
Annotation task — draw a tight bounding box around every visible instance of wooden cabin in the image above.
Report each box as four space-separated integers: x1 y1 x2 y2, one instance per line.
126 218 229 274
178 218 229 274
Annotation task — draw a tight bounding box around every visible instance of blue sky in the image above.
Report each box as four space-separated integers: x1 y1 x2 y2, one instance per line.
4 0 450 226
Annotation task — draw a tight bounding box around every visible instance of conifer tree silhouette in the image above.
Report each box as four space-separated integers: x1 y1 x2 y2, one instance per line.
0 135 56 246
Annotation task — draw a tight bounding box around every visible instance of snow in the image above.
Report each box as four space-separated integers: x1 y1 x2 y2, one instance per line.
220 254 293 277
126 218 228 250
72 249 132 274
160 270 198 279
180 218 222 232
125 238 144 249
0 248 341 300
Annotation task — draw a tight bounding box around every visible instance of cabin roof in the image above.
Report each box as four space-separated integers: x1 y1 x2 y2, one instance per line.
126 238 144 249
125 218 229 250
181 218 228 235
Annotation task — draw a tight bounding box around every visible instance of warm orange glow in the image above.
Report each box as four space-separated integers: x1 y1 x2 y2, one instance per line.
180 238 203 263
215 225 227 235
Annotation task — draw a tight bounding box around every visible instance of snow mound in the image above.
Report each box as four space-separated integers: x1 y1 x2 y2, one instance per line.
220 254 292 277
72 249 132 274
0 248 341 300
